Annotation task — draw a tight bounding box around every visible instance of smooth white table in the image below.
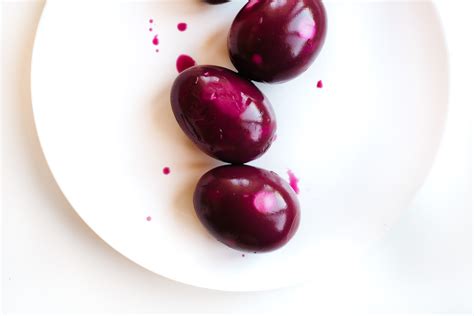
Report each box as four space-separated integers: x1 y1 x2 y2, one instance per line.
2 1 471 313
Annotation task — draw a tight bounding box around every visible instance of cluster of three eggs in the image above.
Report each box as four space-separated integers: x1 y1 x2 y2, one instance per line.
171 0 327 252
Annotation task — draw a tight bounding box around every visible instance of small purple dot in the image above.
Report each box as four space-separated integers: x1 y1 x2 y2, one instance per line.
146 216 152 221
177 22 187 32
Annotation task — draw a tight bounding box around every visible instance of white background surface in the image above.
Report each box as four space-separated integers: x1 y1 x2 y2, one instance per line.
1 0 472 313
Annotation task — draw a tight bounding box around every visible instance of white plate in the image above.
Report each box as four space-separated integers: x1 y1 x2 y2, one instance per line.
31 0 448 291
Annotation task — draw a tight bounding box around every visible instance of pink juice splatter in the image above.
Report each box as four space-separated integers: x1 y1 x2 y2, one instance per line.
162 167 170 175
149 19 153 23
152 35 159 46
287 170 300 194
176 54 196 73
317 80 323 88
177 22 187 32
146 216 152 221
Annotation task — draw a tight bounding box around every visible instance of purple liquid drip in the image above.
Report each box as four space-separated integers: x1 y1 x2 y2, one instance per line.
177 22 187 32
176 54 196 73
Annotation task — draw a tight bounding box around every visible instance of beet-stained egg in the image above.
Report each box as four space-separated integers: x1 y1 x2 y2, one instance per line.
228 0 327 83
170 65 276 164
193 165 300 252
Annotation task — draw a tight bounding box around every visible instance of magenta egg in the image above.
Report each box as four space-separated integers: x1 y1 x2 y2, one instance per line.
193 165 300 252
228 0 327 83
170 65 276 164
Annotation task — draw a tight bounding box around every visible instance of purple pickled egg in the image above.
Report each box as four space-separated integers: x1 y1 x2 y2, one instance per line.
170 65 276 164
228 0 327 83
193 165 300 252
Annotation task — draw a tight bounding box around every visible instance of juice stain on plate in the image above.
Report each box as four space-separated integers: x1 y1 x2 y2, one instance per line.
177 22 187 32
287 170 300 194
176 54 196 73
152 35 159 46
146 216 152 221
148 19 158 52
162 167 171 175
317 80 323 88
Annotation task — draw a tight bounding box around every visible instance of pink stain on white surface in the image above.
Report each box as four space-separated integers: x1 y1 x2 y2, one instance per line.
149 19 153 24
162 167 170 175
176 54 196 73
317 80 323 88
146 216 152 221
251 53 263 65
177 22 187 32
287 170 300 194
152 35 159 46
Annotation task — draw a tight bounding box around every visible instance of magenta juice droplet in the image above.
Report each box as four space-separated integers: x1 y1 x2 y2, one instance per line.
149 19 153 23
177 22 187 32
149 27 153 32
152 35 159 46
317 80 323 88
162 167 170 175
176 54 196 73
287 170 300 194
146 216 152 221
